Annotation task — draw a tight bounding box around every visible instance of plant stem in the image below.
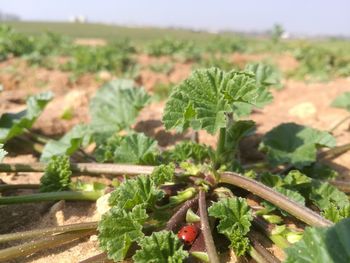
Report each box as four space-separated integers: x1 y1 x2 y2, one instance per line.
249 232 281 263
198 190 220 263
220 172 332 227
250 247 269 263
214 127 226 170
252 217 290 249
329 115 350 133
318 142 350 160
0 191 102 205
166 196 199 231
79 252 109 263
0 230 96 262
329 180 350 193
0 221 98 243
0 163 156 176
0 183 40 191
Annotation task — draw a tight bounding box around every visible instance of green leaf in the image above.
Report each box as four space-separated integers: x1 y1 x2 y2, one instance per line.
208 197 253 256
98 205 148 262
283 170 312 189
40 124 92 162
39 155 72 192
225 120 255 153
162 141 213 163
108 175 164 211
150 163 175 186
263 186 306 216
285 218 350 263
322 203 350 223
0 91 53 143
113 133 159 165
0 144 7 162
309 181 349 210
261 123 336 168
90 79 150 135
133 230 189 263
331 92 350 111
245 62 283 90
301 162 339 180
72 180 106 192
260 173 284 188
94 133 123 162
94 133 159 165
163 68 269 134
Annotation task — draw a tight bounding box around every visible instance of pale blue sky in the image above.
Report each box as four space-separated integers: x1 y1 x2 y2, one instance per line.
1 0 350 36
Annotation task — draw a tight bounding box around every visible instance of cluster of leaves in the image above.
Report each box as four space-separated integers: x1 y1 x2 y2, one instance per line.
205 37 247 54
95 133 159 165
162 67 271 134
62 42 136 77
0 25 72 66
285 218 350 262
260 170 349 223
290 45 350 81
152 82 175 101
40 80 150 162
39 155 72 192
196 55 239 72
209 197 253 256
98 164 189 262
260 123 336 168
145 38 201 62
148 62 174 75
0 91 53 143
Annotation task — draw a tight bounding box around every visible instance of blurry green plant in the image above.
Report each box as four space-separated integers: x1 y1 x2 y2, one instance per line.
145 38 201 62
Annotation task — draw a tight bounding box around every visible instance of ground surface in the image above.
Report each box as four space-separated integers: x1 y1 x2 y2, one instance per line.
1 41 350 262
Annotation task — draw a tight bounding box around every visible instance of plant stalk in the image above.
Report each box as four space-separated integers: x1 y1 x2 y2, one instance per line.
214 127 227 170
79 252 110 263
198 190 220 263
329 115 350 133
166 196 199 231
0 163 156 176
0 221 98 243
252 217 290 249
0 183 40 191
318 142 350 160
249 232 281 263
0 191 102 205
0 230 96 262
220 172 332 227
329 180 350 193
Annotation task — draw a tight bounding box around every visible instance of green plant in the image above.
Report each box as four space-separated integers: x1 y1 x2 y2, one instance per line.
270 24 284 44
145 38 201 62
0 91 53 143
1 67 350 263
0 155 105 205
62 44 135 77
152 82 175 101
289 45 350 81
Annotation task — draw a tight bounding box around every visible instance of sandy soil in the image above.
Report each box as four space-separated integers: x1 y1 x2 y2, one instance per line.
1 46 350 262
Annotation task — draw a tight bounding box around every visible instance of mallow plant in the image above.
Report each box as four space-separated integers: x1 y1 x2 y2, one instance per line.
1 68 350 263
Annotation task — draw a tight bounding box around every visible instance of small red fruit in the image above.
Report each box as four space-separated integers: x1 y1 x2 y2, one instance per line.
177 224 198 245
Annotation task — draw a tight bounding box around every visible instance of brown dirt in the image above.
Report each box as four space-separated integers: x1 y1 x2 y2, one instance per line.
1 51 350 262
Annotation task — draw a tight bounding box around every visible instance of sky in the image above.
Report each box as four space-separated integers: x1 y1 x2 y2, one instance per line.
1 0 350 36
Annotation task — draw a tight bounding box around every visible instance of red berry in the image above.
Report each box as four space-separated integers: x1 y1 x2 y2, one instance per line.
177 224 198 245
